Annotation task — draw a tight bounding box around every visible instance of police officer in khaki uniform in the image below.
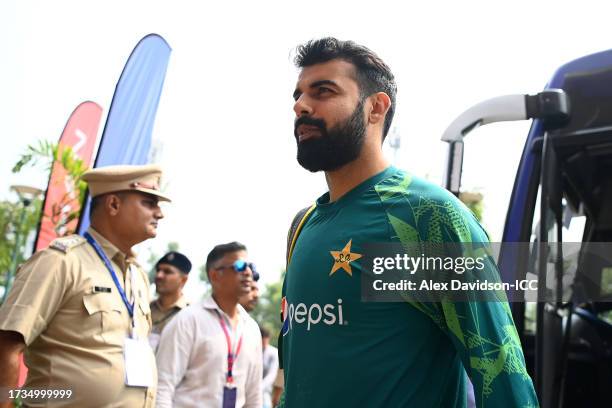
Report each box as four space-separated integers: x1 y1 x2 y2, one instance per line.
148 251 191 351
0 164 170 408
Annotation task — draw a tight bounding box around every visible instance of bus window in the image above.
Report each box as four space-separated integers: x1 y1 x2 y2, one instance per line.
459 121 530 240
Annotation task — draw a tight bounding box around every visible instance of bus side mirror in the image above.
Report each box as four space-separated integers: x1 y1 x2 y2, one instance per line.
525 89 571 130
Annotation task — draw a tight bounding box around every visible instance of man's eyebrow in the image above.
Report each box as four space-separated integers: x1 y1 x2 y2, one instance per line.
310 79 339 89
293 79 340 100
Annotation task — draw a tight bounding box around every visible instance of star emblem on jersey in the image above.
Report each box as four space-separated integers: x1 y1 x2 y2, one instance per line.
329 239 362 277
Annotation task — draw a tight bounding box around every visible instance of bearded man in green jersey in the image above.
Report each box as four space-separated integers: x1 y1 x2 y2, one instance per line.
281 37 539 408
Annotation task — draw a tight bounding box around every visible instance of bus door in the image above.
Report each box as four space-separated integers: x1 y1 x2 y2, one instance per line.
534 65 612 408
441 49 612 407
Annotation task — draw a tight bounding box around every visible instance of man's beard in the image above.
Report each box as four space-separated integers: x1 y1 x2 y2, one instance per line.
294 99 366 172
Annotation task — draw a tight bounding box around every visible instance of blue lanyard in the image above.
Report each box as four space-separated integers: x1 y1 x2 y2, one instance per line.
84 232 134 318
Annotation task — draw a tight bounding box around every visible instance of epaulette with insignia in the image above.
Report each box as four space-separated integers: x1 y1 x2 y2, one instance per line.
49 235 87 253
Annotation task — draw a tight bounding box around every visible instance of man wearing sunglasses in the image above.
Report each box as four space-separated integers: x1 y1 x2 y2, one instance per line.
156 242 262 408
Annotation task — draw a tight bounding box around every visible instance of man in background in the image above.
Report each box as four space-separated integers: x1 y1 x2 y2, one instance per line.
149 251 192 350
260 326 278 408
156 242 262 407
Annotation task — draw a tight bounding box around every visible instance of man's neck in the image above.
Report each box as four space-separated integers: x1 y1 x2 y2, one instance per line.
157 292 182 311
325 148 389 202
212 293 240 326
90 220 134 255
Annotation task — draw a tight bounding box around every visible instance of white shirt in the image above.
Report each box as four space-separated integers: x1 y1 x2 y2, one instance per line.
155 296 263 408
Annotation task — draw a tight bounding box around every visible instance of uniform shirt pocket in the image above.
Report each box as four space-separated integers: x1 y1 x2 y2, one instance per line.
82 289 128 345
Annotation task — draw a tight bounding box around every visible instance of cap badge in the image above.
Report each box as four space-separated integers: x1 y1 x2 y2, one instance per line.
130 181 159 191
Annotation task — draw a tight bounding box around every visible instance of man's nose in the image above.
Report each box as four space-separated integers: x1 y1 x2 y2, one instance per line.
155 206 164 220
293 95 313 117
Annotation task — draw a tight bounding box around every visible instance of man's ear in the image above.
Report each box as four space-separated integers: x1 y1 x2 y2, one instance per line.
105 194 123 216
367 92 391 127
208 268 221 285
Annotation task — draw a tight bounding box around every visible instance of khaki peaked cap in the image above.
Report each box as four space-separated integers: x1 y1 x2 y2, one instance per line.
82 164 171 202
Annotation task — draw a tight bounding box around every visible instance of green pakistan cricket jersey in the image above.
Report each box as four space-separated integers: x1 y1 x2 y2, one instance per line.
280 166 538 408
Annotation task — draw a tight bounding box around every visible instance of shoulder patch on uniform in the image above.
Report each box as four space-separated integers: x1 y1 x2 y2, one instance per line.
49 235 86 253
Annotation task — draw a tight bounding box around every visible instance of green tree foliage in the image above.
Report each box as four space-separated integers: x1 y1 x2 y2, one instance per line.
13 140 88 233
199 264 208 282
198 265 212 299
1 140 86 300
252 270 285 347
13 140 88 204
459 191 484 222
0 199 43 290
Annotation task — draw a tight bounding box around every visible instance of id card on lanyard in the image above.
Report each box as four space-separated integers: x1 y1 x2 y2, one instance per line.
216 310 243 408
84 232 155 387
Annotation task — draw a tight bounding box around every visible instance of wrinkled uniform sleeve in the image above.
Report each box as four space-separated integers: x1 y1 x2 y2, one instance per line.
0 250 70 345
155 310 194 407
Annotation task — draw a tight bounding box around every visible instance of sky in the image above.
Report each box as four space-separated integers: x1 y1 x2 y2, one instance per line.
2 0 611 300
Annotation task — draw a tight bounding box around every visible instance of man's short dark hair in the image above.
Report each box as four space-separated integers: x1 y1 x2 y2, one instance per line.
205 241 247 275
294 37 397 139
89 195 103 217
260 325 270 339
